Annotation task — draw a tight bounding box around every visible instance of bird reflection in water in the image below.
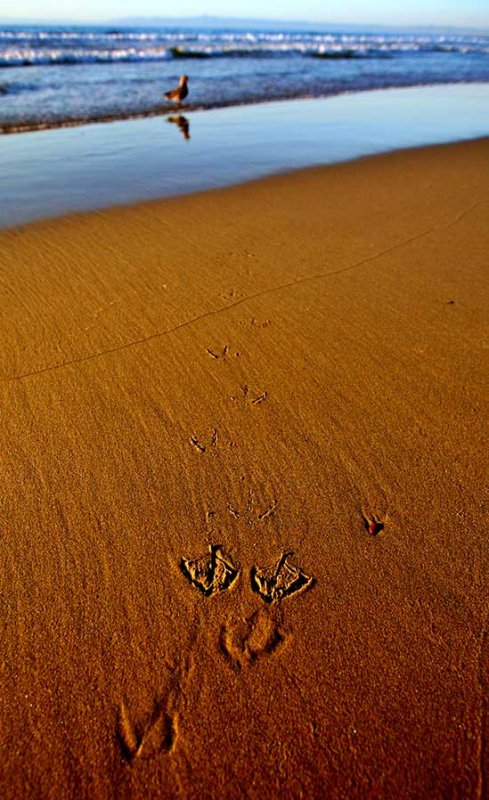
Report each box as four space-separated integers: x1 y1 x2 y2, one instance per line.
167 115 190 141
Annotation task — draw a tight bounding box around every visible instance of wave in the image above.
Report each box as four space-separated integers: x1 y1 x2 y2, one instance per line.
310 49 392 59
0 81 37 94
0 50 175 67
169 47 212 59
3 43 487 68
0 26 488 67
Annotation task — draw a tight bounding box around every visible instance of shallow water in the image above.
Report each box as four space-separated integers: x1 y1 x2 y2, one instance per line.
1 83 489 230
0 24 488 130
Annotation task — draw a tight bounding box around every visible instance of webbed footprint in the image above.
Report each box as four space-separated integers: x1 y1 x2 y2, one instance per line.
180 544 239 597
251 551 314 603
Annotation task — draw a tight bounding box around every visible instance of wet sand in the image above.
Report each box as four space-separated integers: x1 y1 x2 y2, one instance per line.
0 138 487 799
3 83 489 232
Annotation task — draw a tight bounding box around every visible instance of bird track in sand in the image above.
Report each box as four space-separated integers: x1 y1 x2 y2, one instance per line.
117 648 195 764
251 552 314 604
8 208 486 383
229 384 268 406
206 344 241 360
117 698 177 762
219 608 285 671
227 488 278 524
189 428 238 455
180 544 240 597
179 545 314 672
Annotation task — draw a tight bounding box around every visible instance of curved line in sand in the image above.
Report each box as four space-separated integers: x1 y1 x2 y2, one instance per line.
5 198 487 384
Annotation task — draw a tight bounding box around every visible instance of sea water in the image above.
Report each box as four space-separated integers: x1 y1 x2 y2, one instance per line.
1 83 489 229
0 24 488 131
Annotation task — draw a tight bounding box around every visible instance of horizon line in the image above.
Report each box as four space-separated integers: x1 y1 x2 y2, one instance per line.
0 14 488 32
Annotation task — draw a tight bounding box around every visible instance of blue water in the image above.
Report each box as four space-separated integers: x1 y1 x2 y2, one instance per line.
1 83 488 230
0 24 488 131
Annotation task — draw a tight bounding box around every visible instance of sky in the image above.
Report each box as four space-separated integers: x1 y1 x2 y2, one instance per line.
0 0 488 28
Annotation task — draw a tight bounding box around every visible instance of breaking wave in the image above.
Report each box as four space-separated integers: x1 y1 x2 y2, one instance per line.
0 27 488 67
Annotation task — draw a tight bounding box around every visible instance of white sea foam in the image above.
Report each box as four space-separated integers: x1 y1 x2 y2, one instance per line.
0 27 488 66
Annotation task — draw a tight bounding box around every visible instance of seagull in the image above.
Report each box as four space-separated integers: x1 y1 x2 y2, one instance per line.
164 74 189 106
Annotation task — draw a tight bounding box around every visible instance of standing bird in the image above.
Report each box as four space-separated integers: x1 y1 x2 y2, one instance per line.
164 74 189 107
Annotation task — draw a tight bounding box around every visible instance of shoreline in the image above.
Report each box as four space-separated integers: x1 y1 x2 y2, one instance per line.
1 79 487 136
4 133 489 241
1 138 487 797
1 83 489 233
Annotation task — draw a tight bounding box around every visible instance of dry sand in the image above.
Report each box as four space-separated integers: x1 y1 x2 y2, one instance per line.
0 138 488 799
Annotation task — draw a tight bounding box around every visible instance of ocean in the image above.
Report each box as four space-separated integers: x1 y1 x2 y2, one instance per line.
0 24 488 132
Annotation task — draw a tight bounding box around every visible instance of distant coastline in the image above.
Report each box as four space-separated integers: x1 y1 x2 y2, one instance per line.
0 17 488 34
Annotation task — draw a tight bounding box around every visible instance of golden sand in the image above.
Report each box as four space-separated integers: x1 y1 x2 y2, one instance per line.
0 138 487 799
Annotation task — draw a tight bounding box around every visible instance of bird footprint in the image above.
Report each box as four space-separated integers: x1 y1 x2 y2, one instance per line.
180 544 239 596
118 699 176 762
251 551 314 603
219 609 284 671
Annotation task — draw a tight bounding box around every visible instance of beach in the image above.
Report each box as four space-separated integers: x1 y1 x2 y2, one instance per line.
0 136 488 799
